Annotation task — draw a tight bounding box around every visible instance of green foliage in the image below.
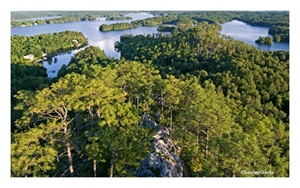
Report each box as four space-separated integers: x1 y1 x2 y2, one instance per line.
59 46 110 77
12 61 155 177
113 61 162 113
269 25 289 42
132 15 178 27
12 11 289 41
99 23 136 32
11 124 58 177
236 11 289 42
176 16 198 26
105 16 132 21
236 11 289 27
11 11 289 177
255 36 273 45
115 21 289 177
11 31 88 63
10 31 88 130
157 25 176 32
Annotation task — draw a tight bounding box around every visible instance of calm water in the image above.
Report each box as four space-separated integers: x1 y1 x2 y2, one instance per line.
220 20 289 51
11 16 289 77
11 13 158 77
42 50 76 76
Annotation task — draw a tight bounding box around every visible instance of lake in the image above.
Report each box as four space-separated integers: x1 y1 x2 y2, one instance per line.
11 13 160 77
220 20 289 52
11 15 289 77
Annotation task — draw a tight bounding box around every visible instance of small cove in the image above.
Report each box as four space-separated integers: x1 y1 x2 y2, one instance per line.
220 20 289 52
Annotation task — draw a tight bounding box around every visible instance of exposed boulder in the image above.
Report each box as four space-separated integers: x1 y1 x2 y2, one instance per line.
137 115 183 177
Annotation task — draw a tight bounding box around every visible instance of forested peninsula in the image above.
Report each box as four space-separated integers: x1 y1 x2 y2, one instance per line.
98 11 289 42
11 11 289 178
11 31 87 63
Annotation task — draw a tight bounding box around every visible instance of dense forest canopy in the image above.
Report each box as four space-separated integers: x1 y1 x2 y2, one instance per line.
11 11 289 177
11 31 88 131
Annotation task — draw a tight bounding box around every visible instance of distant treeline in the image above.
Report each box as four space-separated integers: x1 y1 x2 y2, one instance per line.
105 16 132 21
131 15 178 26
12 17 89 27
98 11 289 42
268 25 289 42
235 11 289 42
11 11 134 21
12 11 289 42
11 11 135 27
150 11 289 42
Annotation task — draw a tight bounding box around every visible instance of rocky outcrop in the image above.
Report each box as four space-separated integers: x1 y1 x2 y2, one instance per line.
137 114 183 177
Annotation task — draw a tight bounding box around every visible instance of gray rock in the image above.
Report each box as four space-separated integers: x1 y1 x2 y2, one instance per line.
142 113 157 128
140 158 151 168
137 118 183 177
137 169 155 177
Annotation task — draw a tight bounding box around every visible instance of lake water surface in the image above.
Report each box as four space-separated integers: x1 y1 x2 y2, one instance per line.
220 20 289 52
11 13 159 77
11 15 289 77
